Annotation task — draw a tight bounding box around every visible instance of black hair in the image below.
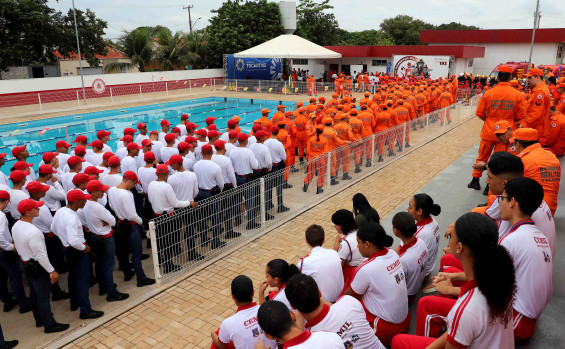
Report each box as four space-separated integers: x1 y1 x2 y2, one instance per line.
285 274 320 314
504 177 544 216
392 212 417 237
548 76 557 85
413 193 441 217
0 198 8 204
498 71 512 82
305 224 324 247
455 213 516 326
257 300 294 339
515 139 537 149
357 222 393 249
315 127 323 141
550 106 557 112
352 193 380 223
487 151 524 178
231 275 253 303
331 209 357 235
266 259 300 284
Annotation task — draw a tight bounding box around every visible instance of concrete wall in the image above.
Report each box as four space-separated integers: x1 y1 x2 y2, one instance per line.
0 68 224 94
0 66 29 80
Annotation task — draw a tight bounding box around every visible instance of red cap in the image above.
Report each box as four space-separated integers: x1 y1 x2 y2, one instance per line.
74 146 86 156
141 139 152 147
205 116 216 124
120 135 133 142
255 130 267 139
97 130 111 139
67 189 91 202
89 140 104 149
201 144 213 153
123 127 136 135
123 171 141 184
86 180 110 193
150 130 159 135
181 114 189 120
108 156 120 167
177 142 190 152
17 199 43 215
498 66 513 74
137 122 147 129
67 156 85 167
228 130 239 138
186 122 197 130
214 140 226 150
164 133 176 143
42 152 59 163
161 119 171 126
26 181 50 193
73 135 87 143
237 133 250 142
84 166 104 175
127 142 142 151
172 126 181 134
72 173 94 185
227 119 237 128
0 153 6 159
144 151 156 162
0 190 9 200
185 136 197 143
208 124 218 131
102 152 114 161
38 165 57 175
165 154 183 165
10 170 29 182
195 129 208 137
252 124 263 132
13 161 32 171
271 126 279 134
56 140 71 148
156 164 169 174
208 130 222 138
12 145 26 157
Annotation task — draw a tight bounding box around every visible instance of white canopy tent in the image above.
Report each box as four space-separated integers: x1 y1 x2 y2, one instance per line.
233 34 341 59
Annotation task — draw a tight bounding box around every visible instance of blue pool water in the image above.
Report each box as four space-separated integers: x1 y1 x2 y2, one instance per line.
0 97 296 174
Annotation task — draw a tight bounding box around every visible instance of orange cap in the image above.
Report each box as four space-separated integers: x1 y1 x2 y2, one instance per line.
322 117 333 124
558 83 565 88
493 120 511 134
525 68 544 77
514 128 538 141
510 80 519 87
498 66 513 74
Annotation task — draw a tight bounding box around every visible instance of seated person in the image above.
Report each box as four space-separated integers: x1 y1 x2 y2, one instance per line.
258 259 299 309
331 209 366 290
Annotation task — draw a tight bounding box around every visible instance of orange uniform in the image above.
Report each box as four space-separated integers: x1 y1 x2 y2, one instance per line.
322 125 347 177
333 120 355 174
472 82 526 178
304 102 317 115
541 111 565 157
294 114 309 159
555 93 565 114
357 109 376 161
522 82 550 138
255 115 272 131
304 133 329 189
348 114 364 167
374 109 394 157
394 105 411 145
519 143 561 215
272 111 285 126
438 90 455 124
414 92 427 116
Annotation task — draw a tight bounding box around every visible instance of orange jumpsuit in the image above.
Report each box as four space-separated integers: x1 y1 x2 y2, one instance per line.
473 82 526 178
363 74 370 91
294 114 309 159
541 112 565 157
522 82 551 139
304 134 328 188
358 109 376 161
322 126 347 177
414 92 427 117
348 115 364 166
374 110 393 156
394 105 411 146
272 111 285 126
344 78 353 97
519 143 561 215
556 93 565 114
333 120 355 173
255 116 272 131
304 102 317 115
438 91 455 123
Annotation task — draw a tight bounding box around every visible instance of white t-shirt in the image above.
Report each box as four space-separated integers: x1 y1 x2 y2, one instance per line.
270 284 291 310
305 296 385 349
498 220 553 319
217 303 278 349
414 217 440 277
446 282 514 349
160 147 179 164
337 231 366 267
168 171 198 202
137 167 157 194
284 331 343 349
102 173 123 188
350 248 409 324
297 246 344 303
85 152 103 166
397 237 428 296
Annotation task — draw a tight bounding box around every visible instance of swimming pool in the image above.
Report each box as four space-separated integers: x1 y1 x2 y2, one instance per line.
0 97 297 174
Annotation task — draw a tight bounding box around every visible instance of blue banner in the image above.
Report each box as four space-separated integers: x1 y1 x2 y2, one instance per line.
227 55 281 80
386 61 392 75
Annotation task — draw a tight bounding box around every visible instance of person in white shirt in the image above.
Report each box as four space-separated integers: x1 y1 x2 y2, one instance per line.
211 140 239 239
121 143 141 175
248 124 262 149
255 300 344 349
95 152 113 181
52 190 104 320
115 135 133 160
138 152 157 195
392 212 428 303
117 127 137 150
149 131 164 163
12 145 36 182
65 146 93 173
41 151 61 178
160 133 180 164
60 156 84 192
108 172 155 287
296 225 344 303
84 180 129 302
36 165 65 213
95 130 113 153
263 127 289 213
70 135 93 157
175 114 189 137
102 156 123 188
0 190 32 314
137 139 153 169
194 129 209 161
286 274 386 349
331 209 366 289
258 259 300 310
0 153 10 187
211 275 278 349
55 140 72 171
344 222 410 347
7 170 30 221
12 199 70 333
224 131 238 157
85 140 104 166
177 142 195 172
249 130 274 220
134 122 150 146
158 119 171 144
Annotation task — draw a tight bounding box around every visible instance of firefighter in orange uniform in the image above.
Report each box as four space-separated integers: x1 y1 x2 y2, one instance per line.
272 105 286 126
314 104 327 125
294 109 309 165
304 98 317 115
541 106 565 157
333 113 356 180
231 116 242 133
303 124 329 195
555 83 565 114
321 117 348 185
374 103 394 162
357 104 376 167
468 66 526 192
276 120 292 188
522 68 551 139
414 89 427 127
348 109 364 174
394 99 411 150
283 111 298 173
255 108 272 131
438 87 455 125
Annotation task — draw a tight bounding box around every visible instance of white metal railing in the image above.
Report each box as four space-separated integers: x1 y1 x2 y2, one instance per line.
148 98 480 285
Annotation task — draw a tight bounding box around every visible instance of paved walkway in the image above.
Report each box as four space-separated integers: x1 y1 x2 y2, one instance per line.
58 117 485 349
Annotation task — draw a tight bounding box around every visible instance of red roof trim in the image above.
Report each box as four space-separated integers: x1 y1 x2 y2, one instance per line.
323 45 485 59
420 28 565 44
54 46 127 60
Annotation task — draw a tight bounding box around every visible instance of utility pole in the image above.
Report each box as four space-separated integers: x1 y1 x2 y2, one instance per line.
183 5 194 34
526 0 541 75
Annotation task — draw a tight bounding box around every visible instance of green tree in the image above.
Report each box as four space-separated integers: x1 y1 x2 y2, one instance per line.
136 25 172 39
295 0 339 46
436 22 479 31
182 30 210 69
206 0 284 68
105 28 155 73
338 30 394 46
155 30 201 71
379 15 435 45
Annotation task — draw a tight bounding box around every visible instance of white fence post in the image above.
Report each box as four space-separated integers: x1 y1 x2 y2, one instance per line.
166 82 169 96
403 122 407 150
65 124 70 144
148 221 161 285
259 80 261 93
38 93 42 111
189 81 192 94
260 178 266 227
325 152 331 188
235 80 238 93
139 85 143 100
425 114 430 137
371 134 376 165
110 87 113 103
76 91 80 106
284 82 287 95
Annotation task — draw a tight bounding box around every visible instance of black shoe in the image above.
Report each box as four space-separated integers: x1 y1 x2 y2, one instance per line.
282 183 293 189
124 270 135 282
146 240 151 249
419 124 424 128
440 122 444 126
290 167 299 173
412 126 417 131
354 166 362 174
0 340 19 349
303 183 308 192
265 213 275 221
137 278 156 287
89 278 98 288
388 150 396 156
79 310 104 319
365 160 371 167
225 231 242 239
378 155 384 162
398 147 403 152
246 221 260 230
107 292 129 302
141 253 150 260
316 186 324 194
36 320 43 328
163 264 182 274
52 290 70 301
19 304 32 314
188 252 205 261
342 173 352 180
467 177 481 190
2 298 17 312
277 206 290 213
483 183 490 196
330 178 339 186
406 142 410 148
211 240 227 249
44 322 70 333
70 304 78 311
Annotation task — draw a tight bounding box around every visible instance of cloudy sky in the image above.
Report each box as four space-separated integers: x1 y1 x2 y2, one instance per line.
47 0 565 41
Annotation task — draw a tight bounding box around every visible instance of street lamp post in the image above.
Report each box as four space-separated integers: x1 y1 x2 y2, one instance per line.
72 0 87 104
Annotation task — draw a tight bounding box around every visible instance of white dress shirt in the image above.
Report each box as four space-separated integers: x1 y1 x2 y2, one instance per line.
63 160 93 173
193 160 224 190
264 138 287 163
224 143 237 157
250 143 273 171
211 154 237 187
151 141 164 163
0 212 14 251
137 167 157 194
102 173 123 188
147 180 191 214
32 205 54 234
83 200 115 236
168 171 199 202
12 221 54 273
0 171 9 187
175 123 188 137
108 187 143 225
51 206 85 251
7 189 30 220
297 246 344 303
229 147 259 175
42 181 66 211
121 155 138 174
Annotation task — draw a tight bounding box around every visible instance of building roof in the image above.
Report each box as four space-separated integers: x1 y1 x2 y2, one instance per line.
235 35 341 59
420 28 565 44
54 46 127 60
323 45 485 59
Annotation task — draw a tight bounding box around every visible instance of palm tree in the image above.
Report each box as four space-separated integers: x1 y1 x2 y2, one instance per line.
181 30 210 69
104 28 155 73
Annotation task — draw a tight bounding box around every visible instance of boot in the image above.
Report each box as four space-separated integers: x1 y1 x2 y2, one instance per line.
282 182 293 189
299 157 305 166
342 172 352 180
388 150 396 157
51 283 70 301
483 183 490 196
378 155 384 162
316 186 324 194
303 183 309 192
330 177 339 186
467 177 481 190
290 166 299 173
354 165 362 173
365 159 372 167
405 142 410 148
440 122 444 126
398 146 403 152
